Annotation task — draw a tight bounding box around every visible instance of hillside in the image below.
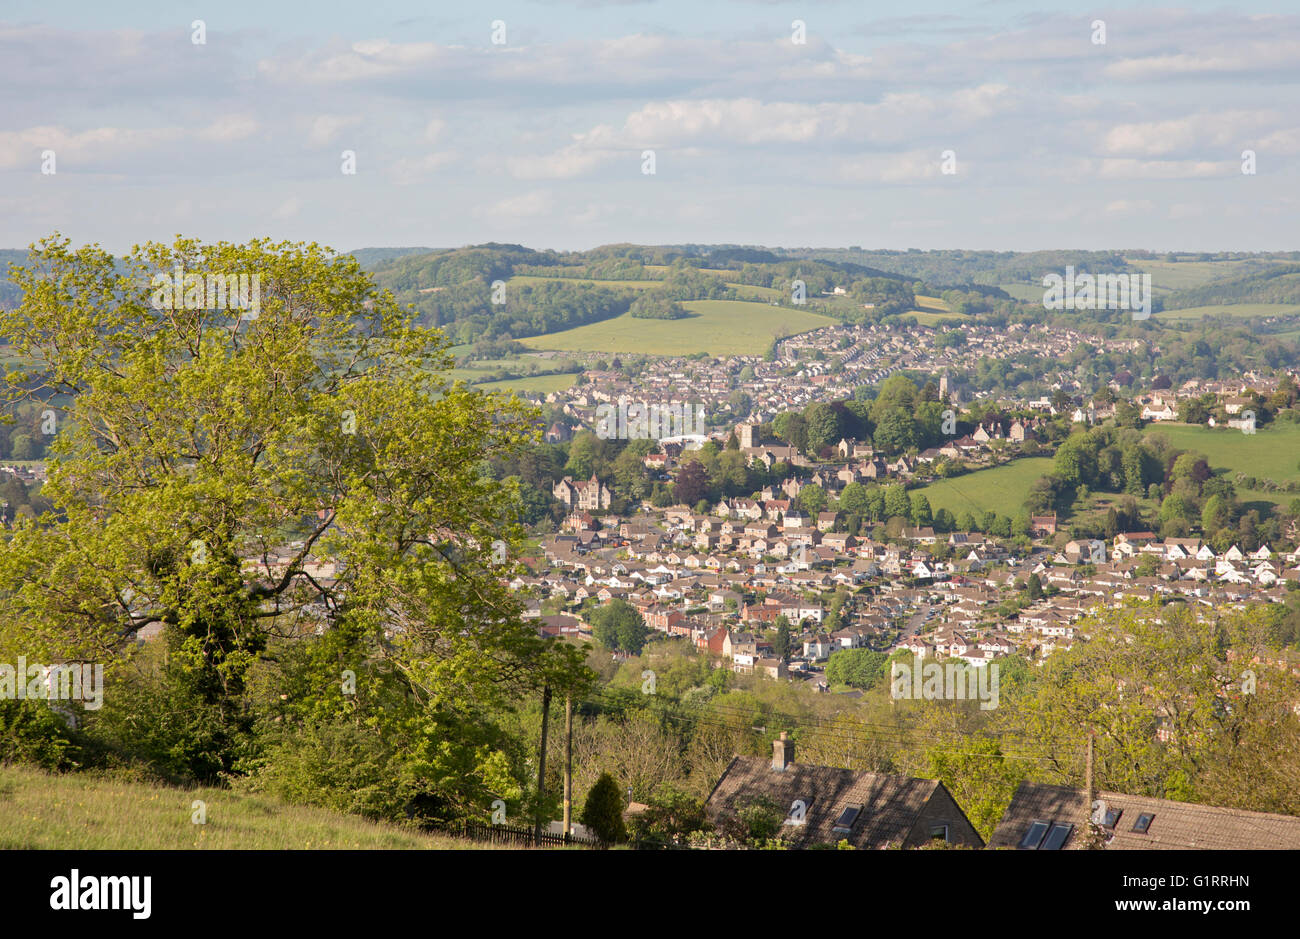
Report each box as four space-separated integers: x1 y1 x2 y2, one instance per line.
914 458 1055 518
1161 263 1300 310
1145 421 1300 508
520 298 836 356
0 765 494 850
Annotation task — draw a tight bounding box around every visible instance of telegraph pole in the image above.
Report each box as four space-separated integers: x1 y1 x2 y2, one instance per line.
534 684 552 846
1084 730 1095 811
1083 730 1103 848
562 694 574 841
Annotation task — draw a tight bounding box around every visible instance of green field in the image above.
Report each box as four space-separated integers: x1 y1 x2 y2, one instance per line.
0 765 489 849
1156 303 1300 321
902 311 968 327
446 367 577 395
1126 258 1282 293
520 299 836 356
508 274 659 290
474 373 578 395
996 259 1282 304
997 283 1046 303
730 283 782 301
896 294 967 327
1145 421 1300 507
914 458 1054 518
510 272 783 303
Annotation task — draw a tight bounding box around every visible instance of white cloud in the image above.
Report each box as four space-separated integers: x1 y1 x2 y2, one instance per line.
1095 158 1228 180
1103 111 1283 157
307 114 362 147
389 151 457 185
272 197 302 219
476 189 556 222
198 115 258 142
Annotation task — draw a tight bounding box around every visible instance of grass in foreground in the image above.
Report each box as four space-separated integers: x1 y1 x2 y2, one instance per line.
0 765 506 850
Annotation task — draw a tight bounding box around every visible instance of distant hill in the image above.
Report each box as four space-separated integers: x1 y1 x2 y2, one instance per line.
347 246 437 269
1162 263 1300 310
782 248 1138 287
0 249 28 307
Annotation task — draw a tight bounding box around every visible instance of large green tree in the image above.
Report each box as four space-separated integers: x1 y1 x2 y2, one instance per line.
0 235 586 803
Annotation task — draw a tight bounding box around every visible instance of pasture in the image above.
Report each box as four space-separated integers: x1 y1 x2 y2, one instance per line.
913 457 1054 518
519 299 836 356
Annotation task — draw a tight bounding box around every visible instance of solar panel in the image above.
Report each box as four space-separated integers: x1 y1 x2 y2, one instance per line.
1040 822 1074 850
1132 813 1155 833
1018 820 1050 849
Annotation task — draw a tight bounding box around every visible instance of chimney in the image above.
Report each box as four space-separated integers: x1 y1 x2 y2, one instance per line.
772 732 794 772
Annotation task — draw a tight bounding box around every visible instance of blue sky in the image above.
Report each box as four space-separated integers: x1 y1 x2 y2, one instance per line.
2 1 1297 253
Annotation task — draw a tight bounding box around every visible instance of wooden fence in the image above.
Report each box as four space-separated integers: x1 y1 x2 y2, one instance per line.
449 821 601 849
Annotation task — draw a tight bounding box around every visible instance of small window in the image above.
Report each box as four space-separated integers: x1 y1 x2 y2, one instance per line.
1132 812 1155 834
1040 822 1074 850
929 824 949 842
832 804 862 833
1018 820 1050 850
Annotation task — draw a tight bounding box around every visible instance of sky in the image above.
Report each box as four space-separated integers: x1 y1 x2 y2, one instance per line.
1 1 1297 255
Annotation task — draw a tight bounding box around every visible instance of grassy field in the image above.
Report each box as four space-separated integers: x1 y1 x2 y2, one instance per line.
914 458 1054 518
997 283 1046 302
446 367 577 395
508 274 659 290
996 258 1282 304
0 765 495 849
510 272 783 303
903 311 968 327
730 283 782 301
473 373 578 395
1126 258 1286 293
1155 303 1300 321
1145 421 1300 507
896 294 967 327
520 299 836 356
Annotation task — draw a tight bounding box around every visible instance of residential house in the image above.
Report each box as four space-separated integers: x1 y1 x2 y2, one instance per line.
705 735 984 849
988 781 1300 850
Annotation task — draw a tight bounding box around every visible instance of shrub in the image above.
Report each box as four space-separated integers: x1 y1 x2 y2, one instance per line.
580 772 628 844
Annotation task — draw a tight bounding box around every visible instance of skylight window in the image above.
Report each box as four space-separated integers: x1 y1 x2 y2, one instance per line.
1018 820 1050 849
832 804 862 833
1040 822 1074 850
1132 813 1155 834
1019 820 1073 850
